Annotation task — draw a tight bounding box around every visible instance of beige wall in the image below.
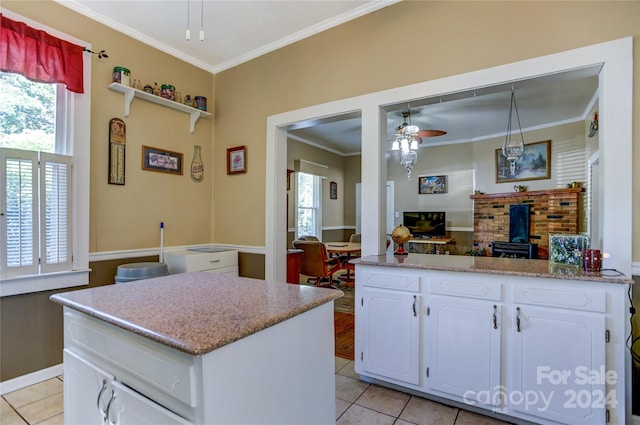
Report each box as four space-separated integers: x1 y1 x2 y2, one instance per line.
215 1 640 262
5 0 215 253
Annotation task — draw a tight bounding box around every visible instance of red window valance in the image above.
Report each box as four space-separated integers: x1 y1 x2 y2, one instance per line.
0 14 84 93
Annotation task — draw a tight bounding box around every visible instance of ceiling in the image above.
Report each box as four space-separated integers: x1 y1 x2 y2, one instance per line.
56 1 599 155
288 66 600 156
56 0 399 73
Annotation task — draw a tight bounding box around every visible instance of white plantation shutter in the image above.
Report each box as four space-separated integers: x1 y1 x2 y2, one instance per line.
0 149 72 277
1 149 39 277
40 152 72 273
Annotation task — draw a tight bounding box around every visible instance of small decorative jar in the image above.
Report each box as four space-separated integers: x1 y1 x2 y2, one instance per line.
143 84 154 94
195 96 207 111
184 95 194 107
112 66 130 86
160 84 175 101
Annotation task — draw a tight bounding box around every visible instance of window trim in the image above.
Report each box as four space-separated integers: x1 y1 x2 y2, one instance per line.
295 172 322 240
0 10 90 297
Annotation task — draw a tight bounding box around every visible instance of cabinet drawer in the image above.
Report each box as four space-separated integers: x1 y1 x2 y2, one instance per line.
64 310 197 407
429 274 502 301
512 282 606 312
359 270 420 292
165 249 238 273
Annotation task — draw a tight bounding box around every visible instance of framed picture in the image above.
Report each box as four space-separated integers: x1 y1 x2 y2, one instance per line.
495 139 551 183
227 145 246 174
418 175 447 194
141 145 183 175
330 181 337 199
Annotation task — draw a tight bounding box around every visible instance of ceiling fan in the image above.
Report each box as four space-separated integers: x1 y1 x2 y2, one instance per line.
392 111 447 145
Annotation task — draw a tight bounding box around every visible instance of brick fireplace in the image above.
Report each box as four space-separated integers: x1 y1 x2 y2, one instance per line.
470 188 584 259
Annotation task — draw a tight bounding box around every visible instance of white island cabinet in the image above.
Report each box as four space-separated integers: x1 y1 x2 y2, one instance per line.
353 255 632 425
51 272 342 425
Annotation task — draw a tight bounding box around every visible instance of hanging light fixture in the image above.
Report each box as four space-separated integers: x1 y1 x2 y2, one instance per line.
392 110 422 180
502 88 526 176
186 0 205 41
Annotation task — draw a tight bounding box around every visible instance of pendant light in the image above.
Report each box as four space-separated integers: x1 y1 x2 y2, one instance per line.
186 0 205 41
392 110 421 180
502 88 525 176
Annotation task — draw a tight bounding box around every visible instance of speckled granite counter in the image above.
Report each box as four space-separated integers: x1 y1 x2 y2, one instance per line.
50 272 342 355
351 254 633 284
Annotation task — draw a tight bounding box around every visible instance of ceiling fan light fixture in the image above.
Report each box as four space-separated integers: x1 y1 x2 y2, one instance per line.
391 140 400 151
394 109 422 179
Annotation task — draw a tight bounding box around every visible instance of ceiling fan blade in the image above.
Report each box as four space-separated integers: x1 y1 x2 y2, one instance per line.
418 129 447 138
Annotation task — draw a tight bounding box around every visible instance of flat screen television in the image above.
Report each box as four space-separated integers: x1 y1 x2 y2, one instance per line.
403 211 446 238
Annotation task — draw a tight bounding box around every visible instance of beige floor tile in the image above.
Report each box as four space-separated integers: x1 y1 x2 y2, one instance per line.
454 409 513 425
335 374 370 403
355 384 410 418
335 356 351 372
394 419 417 425
337 404 396 425
336 398 351 420
1 398 27 425
4 379 63 409
336 360 360 379
399 396 458 425
34 412 64 425
16 392 63 425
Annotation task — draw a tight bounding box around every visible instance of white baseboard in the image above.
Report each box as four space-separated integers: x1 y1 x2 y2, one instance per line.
0 364 63 395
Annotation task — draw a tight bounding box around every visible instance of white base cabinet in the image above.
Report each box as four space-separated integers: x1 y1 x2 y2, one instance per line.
63 302 335 425
355 265 631 425
164 249 238 276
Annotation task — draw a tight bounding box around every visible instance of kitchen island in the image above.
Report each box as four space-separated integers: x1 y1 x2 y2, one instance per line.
50 272 342 425
351 254 633 425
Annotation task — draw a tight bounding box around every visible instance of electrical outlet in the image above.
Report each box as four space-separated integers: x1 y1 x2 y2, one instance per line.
395 211 399 218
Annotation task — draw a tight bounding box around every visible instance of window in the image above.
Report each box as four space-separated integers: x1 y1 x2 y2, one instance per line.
0 11 90 296
295 172 322 239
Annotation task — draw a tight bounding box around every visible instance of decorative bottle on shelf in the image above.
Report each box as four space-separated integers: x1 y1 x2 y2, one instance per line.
191 145 204 182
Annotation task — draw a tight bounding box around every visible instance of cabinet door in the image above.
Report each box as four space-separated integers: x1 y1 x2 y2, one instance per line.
511 305 606 424
63 349 114 425
427 296 501 406
359 287 420 385
108 381 192 425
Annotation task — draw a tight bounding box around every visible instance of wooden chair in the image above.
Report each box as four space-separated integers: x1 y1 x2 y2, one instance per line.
349 233 361 243
291 240 342 287
298 235 320 241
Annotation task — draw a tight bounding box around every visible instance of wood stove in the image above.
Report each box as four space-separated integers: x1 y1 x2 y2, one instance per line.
491 204 538 259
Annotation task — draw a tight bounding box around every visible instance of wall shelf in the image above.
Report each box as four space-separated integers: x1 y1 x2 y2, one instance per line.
108 82 211 133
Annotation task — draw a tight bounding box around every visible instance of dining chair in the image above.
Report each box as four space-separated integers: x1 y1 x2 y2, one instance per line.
291 240 342 287
349 233 361 243
298 235 320 241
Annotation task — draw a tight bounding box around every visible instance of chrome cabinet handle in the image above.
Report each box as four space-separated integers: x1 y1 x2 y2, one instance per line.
516 307 521 332
106 390 116 425
493 305 498 329
96 379 108 419
412 295 417 317
208 259 220 263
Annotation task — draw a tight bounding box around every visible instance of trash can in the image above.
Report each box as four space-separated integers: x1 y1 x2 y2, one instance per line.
115 262 169 284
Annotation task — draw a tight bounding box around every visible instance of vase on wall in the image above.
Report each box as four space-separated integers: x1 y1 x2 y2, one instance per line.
191 145 204 182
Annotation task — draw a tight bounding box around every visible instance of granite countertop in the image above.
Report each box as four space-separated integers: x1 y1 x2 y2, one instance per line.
351 254 633 284
50 272 343 355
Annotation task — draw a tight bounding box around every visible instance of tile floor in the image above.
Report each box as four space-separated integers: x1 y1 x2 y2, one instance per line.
1 358 512 425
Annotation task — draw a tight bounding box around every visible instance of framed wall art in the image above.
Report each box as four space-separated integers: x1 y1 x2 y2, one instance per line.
142 146 183 175
227 145 247 174
418 175 447 194
108 118 126 185
330 181 337 199
495 139 551 183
